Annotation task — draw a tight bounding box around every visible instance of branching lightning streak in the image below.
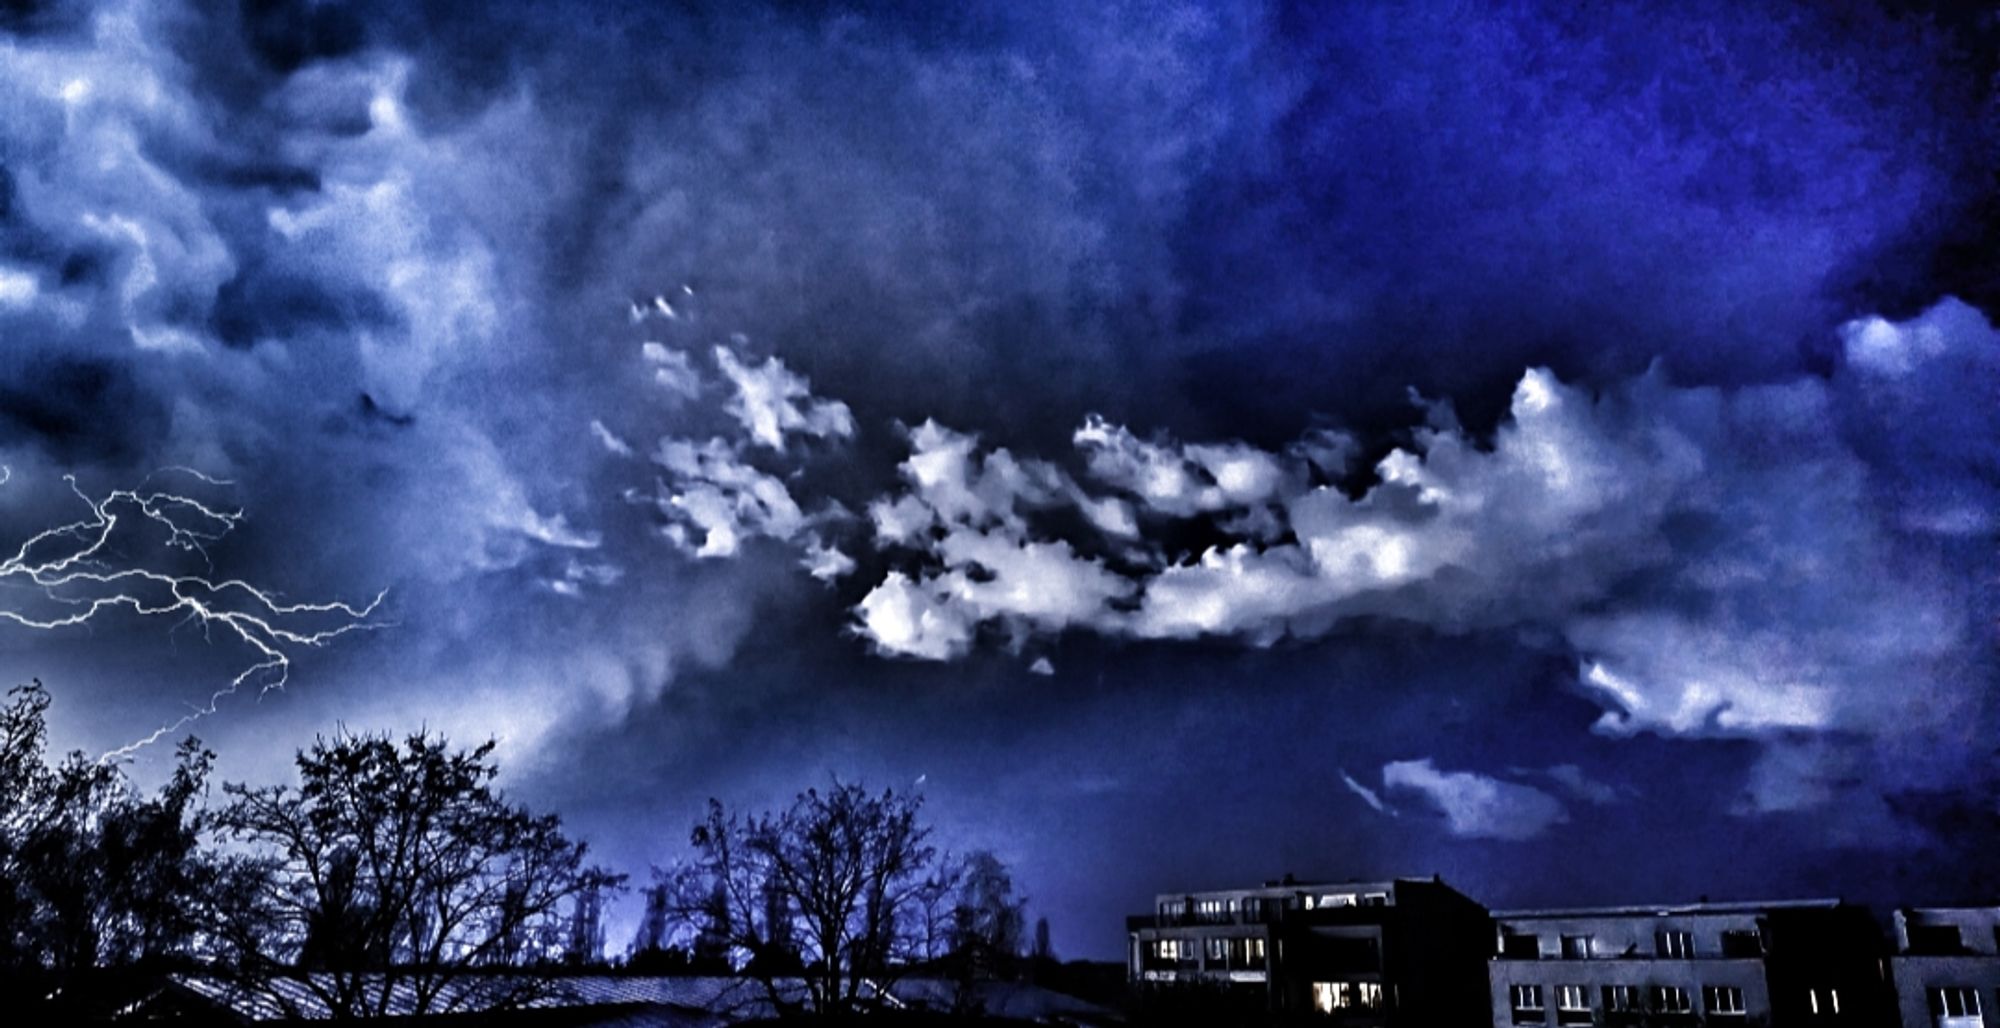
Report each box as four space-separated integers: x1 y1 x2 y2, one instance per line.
0 470 385 760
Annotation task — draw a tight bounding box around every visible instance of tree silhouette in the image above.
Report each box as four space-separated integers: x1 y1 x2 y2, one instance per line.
659 780 948 1016
211 730 623 1018
0 681 215 977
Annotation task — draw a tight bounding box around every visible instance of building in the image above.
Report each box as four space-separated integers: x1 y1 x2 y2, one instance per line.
1487 898 1892 1027
1127 875 1493 1024
1888 906 2000 1028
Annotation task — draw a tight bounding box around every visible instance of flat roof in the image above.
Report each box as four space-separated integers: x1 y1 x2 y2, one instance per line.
1494 898 1843 920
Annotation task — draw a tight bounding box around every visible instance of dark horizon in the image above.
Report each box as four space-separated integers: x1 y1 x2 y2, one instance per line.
1 0 1996 965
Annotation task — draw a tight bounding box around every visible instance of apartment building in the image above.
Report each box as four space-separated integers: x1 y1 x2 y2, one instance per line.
1127 875 1493 1024
1889 906 2000 1028
1486 899 1892 1027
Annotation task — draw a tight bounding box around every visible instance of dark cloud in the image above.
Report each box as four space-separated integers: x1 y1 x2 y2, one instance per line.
0 0 1993 960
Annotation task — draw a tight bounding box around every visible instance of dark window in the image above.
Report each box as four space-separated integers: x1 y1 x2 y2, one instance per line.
1560 934 1593 959
1720 929 1762 957
1502 932 1541 959
1910 924 1965 954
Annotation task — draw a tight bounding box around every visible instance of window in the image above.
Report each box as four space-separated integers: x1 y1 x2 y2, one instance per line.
1603 985 1639 1012
1931 987 1982 1018
1556 985 1591 1025
1720 929 1762 957
1206 937 1229 961
1243 897 1266 922
1196 898 1235 922
1360 892 1389 906
1246 937 1267 962
1150 939 1184 960
1512 984 1546 1023
1651 985 1692 1014
1560 934 1593 959
1313 981 1383 1012
1501 931 1542 959
1807 988 1840 1015
1657 930 1694 958
1911 924 1966 954
1704 986 1745 1016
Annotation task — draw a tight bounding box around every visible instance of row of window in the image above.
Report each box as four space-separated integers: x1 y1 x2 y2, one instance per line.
1311 980 1384 1013
1509 984 1744 1022
1501 928 1763 960
1931 986 1983 1018
1148 937 1268 963
1158 892 1391 922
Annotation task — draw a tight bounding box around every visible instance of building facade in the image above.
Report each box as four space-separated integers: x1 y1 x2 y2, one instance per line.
1487 899 1892 1027
1889 906 2000 1028
1127 876 1493 1024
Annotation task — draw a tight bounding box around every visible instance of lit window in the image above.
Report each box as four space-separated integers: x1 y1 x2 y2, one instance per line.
1651 985 1692 1014
1320 893 1357 908
1206 937 1228 961
1512 984 1546 1015
1931 987 1981 1018
1556 986 1589 1010
1807 988 1840 1015
1560 934 1593 959
1704 985 1745 1016
1314 981 1384 1012
1603 985 1639 1011
1248 937 1266 961
1152 939 1185 960
1656 930 1694 958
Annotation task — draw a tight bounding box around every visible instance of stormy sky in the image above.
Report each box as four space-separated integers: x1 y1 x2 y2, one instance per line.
2 0 1996 958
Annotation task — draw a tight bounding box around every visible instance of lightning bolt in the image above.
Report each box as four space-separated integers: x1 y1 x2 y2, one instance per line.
0 468 385 760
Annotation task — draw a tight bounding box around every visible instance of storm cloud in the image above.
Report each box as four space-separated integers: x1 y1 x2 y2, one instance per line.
0 0 1995 957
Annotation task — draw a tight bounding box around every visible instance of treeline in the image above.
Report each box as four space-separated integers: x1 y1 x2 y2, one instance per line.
0 682 1044 1019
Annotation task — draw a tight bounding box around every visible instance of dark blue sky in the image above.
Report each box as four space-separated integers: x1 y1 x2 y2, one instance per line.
0 0 1996 959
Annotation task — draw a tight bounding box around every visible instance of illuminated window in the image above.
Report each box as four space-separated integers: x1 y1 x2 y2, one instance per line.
1206 937 1228 961
1247 937 1267 961
1603 985 1639 1011
1511 983 1545 1023
1555 984 1591 1025
1313 981 1384 1012
1807 988 1840 1015
1704 986 1745 1016
1656 930 1693 958
1931 987 1981 1018
1152 939 1185 960
1651 985 1692 1014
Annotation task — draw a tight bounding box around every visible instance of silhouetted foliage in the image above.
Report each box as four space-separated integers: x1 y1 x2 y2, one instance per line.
659 780 960 1016
0 681 215 974
210 730 625 1017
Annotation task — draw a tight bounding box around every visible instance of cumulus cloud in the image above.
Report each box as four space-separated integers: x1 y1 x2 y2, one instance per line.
1380 759 1570 841
652 437 807 558
713 347 854 451
640 343 702 402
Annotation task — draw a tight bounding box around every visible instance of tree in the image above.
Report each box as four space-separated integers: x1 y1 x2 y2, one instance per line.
0 681 216 976
659 780 945 1016
211 731 623 1018
949 850 1025 979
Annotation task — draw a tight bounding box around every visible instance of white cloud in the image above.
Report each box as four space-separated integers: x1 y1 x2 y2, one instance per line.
1381 759 1569 841
713 346 854 451
800 535 857 582
653 437 807 558
1074 414 1293 516
590 419 635 457
854 571 976 660
641 343 702 401
1027 656 1055 676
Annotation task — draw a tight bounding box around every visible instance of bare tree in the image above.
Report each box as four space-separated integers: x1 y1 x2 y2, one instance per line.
210 731 623 1018
660 780 943 1016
